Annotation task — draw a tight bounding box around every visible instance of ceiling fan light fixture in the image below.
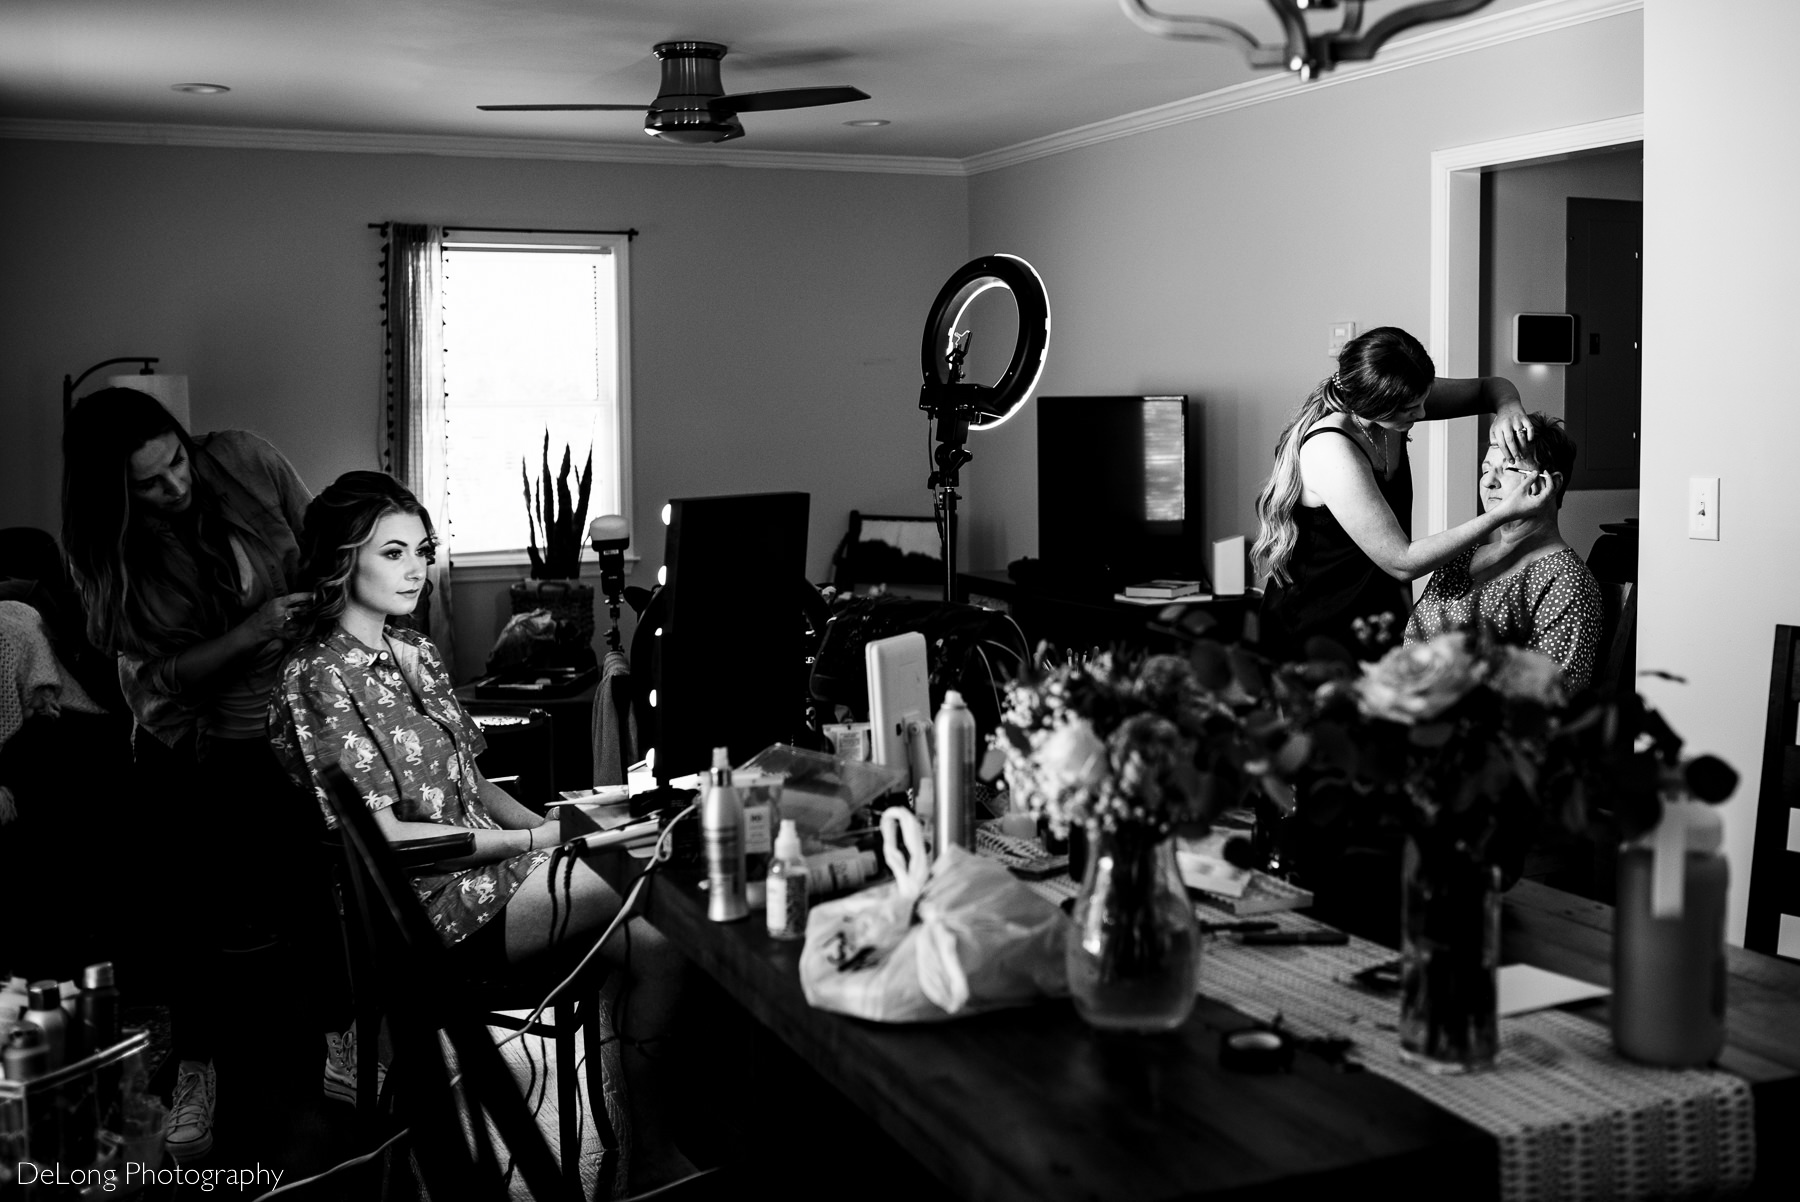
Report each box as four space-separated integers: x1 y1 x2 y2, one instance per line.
1118 0 1496 79
644 108 744 144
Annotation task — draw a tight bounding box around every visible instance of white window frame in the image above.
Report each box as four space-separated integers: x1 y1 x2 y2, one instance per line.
441 227 634 570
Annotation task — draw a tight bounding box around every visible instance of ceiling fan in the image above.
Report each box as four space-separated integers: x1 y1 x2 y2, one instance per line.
478 41 870 145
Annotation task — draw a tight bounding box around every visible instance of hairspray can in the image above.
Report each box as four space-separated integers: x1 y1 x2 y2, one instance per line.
934 690 976 856
75 961 122 1060
702 747 748 922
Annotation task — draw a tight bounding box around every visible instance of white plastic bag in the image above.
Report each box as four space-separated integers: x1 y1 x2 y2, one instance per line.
798 808 1071 1022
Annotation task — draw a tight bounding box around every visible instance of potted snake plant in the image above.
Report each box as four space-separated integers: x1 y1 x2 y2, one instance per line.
505 432 597 667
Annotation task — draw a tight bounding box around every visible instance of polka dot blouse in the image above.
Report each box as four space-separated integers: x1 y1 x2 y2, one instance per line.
1404 546 1605 691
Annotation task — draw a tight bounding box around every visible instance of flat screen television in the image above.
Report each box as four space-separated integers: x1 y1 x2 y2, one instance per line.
634 491 811 785
1037 395 1201 593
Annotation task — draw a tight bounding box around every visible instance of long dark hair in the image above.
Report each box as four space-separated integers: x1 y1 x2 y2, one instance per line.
293 471 437 643
61 388 238 654
1252 327 1436 585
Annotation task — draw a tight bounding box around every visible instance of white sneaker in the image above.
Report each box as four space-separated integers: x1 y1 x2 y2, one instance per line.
323 1027 386 1106
165 1059 215 1164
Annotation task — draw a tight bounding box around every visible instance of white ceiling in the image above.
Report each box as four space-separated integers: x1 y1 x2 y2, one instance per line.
0 0 1543 163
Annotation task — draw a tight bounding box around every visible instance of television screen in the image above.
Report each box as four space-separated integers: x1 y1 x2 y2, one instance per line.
637 491 811 784
1037 395 1200 592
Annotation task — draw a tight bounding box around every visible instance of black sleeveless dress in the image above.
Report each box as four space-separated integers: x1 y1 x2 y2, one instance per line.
1258 426 1413 662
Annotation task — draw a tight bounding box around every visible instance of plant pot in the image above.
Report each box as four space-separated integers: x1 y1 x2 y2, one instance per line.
1066 823 1202 1033
1399 837 1500 1073
507 579 597 668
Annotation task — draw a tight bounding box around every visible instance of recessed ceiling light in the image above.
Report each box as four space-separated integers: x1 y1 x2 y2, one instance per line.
842 119 889 128
171 83 230 95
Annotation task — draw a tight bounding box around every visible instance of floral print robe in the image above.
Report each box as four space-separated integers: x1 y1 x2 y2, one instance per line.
269 626 548 945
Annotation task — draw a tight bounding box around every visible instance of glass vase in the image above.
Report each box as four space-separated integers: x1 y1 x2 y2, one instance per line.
1066 823 1202 1033
1399 837 1501 1073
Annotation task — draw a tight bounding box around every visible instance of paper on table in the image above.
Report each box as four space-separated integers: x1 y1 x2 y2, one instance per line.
1497 964 1610 1017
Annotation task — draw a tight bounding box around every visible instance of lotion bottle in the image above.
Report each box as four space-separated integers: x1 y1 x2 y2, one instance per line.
765 819 810 941
702 747 748 922
23 981 66 1069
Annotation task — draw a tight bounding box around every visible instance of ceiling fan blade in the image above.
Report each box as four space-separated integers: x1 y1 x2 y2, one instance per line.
477 104 649 112
710 86 869 115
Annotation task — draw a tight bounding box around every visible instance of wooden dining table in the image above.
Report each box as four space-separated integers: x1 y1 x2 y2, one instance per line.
585 832 1800 1201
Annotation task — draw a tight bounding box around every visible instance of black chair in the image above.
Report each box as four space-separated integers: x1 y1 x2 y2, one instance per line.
1591 580 1637 698
1747 626 1800 962
319 764 618 1201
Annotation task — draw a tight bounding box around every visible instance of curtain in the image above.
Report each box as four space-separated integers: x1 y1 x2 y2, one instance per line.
380 223 455 670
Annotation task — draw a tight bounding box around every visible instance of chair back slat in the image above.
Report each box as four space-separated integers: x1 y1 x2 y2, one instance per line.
1747 626 1800 960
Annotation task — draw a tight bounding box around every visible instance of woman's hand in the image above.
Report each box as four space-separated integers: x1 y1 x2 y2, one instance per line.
1492 393 1534 460
242 591 312 643
1493 469 1557 522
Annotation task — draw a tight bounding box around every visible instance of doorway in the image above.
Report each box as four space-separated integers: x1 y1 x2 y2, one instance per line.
1477 145 1642 563
1424 113 1644 550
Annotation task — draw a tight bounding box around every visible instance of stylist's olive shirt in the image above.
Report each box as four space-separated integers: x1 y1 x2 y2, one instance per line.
270 626 549 946
116 430 310 748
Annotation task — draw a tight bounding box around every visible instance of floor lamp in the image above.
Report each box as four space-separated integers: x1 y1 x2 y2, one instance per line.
63 358 191 428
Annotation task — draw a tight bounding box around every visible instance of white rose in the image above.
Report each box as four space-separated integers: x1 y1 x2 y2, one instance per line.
1356 633 1484 724
1488 645 1568 707
1034 718 1108 792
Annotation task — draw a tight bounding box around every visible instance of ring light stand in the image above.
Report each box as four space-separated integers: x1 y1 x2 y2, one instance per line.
917 254 1050 602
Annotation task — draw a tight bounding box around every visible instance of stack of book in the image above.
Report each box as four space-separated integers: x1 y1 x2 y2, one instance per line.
1113 579 1206 605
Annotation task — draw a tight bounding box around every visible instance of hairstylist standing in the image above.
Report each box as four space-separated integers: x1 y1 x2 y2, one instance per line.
61 387 316 1164
1251 327 1555 661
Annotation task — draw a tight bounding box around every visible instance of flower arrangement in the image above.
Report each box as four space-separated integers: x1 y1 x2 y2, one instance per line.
995 650 1269 839
1260 629 1738 866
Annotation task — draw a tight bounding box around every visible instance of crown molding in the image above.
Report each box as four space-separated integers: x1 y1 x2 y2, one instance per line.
0 0 1641 179
0 117 967 177
963 0 1642 175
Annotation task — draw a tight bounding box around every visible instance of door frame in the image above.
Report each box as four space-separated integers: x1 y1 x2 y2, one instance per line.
1425 113 1645 537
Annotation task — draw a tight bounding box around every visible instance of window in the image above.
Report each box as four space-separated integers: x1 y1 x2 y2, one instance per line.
441 230 631 559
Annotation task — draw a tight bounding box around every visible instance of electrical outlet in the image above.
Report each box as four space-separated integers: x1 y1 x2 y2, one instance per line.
1688 477 1719 540
1327 321 1356 358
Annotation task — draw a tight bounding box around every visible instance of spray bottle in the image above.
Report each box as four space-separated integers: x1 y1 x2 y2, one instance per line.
702 746 748 922
934 690 977 856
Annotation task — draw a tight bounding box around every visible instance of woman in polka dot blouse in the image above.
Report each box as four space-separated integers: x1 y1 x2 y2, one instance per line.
1404 414 1604 690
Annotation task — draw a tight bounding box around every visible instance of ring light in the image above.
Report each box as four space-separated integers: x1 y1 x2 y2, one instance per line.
919 254 1051 431
916 253 1051 601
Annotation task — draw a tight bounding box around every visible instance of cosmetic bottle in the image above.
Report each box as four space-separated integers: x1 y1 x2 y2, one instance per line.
1614 799 1728 1067
765 819 810 941
804 847 879 896
23 981 66 1069
742 779 777 910
74 961 122 1061
2 1025 49 1082
702 747 748 922
934 690 977 856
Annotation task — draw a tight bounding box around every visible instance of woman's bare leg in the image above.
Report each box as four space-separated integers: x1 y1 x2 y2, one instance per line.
502 856 691 1190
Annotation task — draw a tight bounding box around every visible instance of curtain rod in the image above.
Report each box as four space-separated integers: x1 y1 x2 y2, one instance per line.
368 222 638 239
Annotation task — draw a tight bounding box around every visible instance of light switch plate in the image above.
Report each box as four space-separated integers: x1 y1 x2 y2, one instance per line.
1328 321 1356 358
1688 476 1719 540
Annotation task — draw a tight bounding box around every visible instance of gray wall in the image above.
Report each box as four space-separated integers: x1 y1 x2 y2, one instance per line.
1641 0 1800 943
0 140 968 677
1481 146 1643 561
960 10 1644 576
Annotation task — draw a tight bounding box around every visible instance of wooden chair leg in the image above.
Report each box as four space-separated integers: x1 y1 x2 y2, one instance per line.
556 1005 582 1197
582 991 620 1201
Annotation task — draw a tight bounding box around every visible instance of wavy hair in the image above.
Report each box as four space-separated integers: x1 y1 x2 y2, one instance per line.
61 388 239 655
1251 327 1436 586
293 471 437 643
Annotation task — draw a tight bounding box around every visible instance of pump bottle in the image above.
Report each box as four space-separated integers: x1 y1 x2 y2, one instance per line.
702 746 749 922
